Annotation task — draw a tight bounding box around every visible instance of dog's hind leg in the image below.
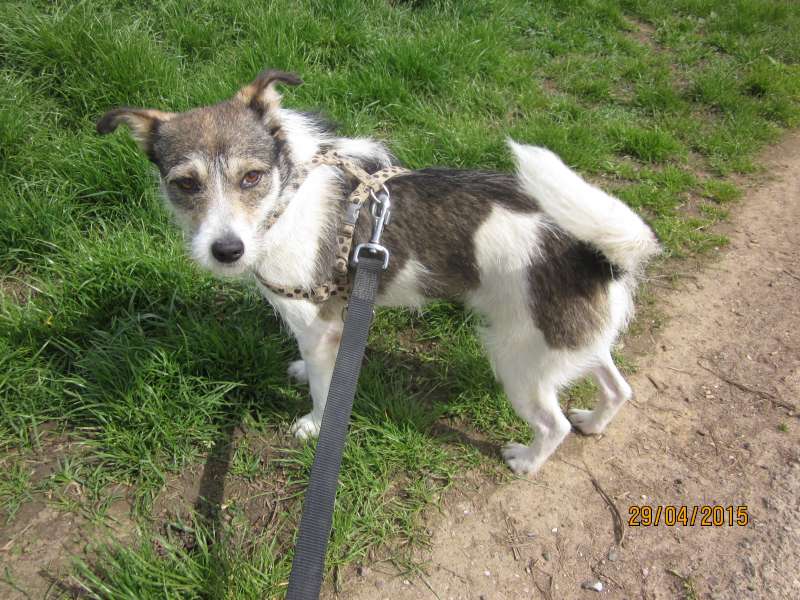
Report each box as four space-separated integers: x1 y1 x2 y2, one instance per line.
484 330 571 475
567 351 632 435
500 381 571 475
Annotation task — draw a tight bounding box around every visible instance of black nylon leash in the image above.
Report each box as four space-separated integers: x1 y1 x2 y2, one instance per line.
285 254 384 600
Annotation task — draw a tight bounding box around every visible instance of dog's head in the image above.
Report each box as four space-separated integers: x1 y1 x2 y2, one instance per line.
97 70 302 277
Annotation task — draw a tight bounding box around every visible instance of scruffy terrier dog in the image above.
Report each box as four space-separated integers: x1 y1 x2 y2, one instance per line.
97 70 659 475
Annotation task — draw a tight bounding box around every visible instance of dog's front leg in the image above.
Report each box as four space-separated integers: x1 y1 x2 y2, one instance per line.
292 319 343 439
268 297 344 439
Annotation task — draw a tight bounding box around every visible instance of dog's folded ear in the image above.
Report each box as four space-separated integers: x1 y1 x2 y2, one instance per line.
96 108 173 160
236 69 303 118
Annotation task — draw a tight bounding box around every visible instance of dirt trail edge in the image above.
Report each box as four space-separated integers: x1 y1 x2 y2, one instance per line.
339 133 800 600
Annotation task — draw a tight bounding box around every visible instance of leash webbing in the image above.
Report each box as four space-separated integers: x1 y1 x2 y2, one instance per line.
285 255 384 600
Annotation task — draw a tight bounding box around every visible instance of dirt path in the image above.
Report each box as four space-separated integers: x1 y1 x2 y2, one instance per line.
339 133 800 600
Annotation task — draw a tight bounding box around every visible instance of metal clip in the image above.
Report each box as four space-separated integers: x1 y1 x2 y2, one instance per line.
352 185 391 270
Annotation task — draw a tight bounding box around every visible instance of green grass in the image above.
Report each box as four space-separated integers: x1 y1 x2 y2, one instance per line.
1 0 799 596
0 458 34 523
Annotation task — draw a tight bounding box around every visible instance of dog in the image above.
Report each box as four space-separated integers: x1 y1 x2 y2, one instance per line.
97 69 659 475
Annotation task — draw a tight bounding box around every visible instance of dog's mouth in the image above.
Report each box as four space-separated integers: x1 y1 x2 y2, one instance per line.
205 257 251 278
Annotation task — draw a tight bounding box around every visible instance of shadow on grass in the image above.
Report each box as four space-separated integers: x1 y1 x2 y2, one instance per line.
362 347 503 461
195 419 238 531
6 277 510 597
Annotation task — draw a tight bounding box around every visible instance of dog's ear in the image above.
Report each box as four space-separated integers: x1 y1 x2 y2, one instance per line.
236 69 303 118
96 107 173 161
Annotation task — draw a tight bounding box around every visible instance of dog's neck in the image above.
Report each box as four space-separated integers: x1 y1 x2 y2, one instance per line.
253 110 393 292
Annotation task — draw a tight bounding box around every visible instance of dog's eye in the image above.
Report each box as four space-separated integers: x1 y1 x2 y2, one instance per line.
174 177 200 193
241 170 263 189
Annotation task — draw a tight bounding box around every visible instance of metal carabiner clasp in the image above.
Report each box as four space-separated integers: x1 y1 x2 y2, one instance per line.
352 185 391 270
368 186 391 243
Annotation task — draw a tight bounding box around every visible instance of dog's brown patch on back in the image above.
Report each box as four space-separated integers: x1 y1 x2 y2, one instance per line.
349 169 539 298
528 226 613 349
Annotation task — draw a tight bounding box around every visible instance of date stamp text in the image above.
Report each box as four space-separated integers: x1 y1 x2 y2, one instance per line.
628 505 749 527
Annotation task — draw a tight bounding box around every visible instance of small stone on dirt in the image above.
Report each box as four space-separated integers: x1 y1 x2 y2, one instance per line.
608 549 619 561
582 580 604 592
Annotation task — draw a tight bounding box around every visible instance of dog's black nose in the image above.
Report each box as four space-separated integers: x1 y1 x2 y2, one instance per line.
211 236 245 263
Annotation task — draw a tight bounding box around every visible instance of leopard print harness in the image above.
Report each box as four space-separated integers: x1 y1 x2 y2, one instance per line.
254 152 409 303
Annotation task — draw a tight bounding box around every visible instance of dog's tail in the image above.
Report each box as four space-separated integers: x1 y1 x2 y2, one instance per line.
509 140 660 274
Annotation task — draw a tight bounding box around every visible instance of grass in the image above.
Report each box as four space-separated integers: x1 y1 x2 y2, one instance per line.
0 0 799 596
0 458 33 522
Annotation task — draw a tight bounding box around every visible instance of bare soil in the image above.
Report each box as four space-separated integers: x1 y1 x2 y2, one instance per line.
0 435 135 599
337 134 800 599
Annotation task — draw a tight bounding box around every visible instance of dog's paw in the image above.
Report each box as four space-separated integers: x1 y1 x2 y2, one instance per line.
291 412 321 440
567 408 606 435
501 443 540 475
287 360 308 383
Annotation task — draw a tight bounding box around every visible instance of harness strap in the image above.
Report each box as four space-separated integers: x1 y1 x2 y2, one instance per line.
254 152 408 303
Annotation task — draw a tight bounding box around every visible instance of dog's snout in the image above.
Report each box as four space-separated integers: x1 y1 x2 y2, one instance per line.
211 236 245 263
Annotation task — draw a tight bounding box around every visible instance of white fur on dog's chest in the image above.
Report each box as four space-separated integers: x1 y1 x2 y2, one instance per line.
256 167 338 287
